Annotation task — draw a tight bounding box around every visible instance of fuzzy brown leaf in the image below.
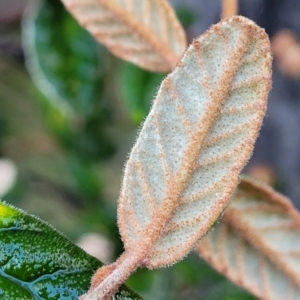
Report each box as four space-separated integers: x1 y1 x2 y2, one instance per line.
60 0 187 72
198 177 300 300
118 16 272 269
83 17 272 300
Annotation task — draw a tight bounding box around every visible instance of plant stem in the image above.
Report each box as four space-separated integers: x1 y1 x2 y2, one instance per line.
81 248 144 300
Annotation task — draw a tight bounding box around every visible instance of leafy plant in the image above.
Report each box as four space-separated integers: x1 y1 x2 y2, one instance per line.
2 0 300 300
198 177 300 300
0 201 141 299
60 0 187 72
76 11 271 299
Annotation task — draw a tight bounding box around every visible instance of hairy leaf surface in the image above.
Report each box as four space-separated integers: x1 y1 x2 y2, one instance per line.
0 201 142 299
118 16 272 269
198 178 300 300
60 0 187 72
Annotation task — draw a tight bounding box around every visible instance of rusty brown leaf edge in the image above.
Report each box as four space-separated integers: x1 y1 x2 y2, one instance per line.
198 177 300 300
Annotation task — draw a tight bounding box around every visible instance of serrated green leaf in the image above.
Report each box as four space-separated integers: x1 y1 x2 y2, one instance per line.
23 0 103 116
0 201 142 299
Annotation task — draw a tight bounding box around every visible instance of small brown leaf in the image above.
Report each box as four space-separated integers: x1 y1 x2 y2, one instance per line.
198 177 300 300
60 0 187 72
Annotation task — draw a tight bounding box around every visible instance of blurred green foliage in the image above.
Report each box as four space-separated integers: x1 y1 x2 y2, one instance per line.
119 61 165 124
25 0 114 163
0 0 258 299
25 0 103 115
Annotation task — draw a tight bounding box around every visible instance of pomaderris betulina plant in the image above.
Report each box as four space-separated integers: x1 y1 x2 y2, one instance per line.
78 16 272 300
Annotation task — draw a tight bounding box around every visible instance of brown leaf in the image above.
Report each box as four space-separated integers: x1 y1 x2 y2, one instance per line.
118 16 272 269
83 16 272 300
198 177 300 300
61 0 187 72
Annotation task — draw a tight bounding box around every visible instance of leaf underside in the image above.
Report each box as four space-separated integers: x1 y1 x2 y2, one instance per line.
198 177 300 300
0 201 142 300
118 16 272 269
60 0 187 72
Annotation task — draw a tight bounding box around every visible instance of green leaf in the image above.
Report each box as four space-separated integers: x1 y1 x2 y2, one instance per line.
119 62 165 124
23 0 103 116
23 0 115 161
205 280 256 300
0 201 143 299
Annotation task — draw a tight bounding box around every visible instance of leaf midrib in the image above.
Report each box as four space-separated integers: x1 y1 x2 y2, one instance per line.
140 23 253 257
98 0 180 67
224 204 300 287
